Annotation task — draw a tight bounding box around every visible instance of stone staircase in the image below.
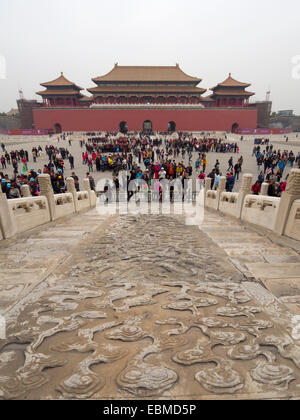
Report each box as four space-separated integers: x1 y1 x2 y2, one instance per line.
201 208 300 319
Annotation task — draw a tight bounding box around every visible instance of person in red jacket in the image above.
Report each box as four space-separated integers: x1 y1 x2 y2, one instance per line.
154 162 161 179
280 180 287 194
167 163 174 179
251 180 261 195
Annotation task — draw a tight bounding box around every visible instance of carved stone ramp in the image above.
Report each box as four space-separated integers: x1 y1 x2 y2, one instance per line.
1 210 300 400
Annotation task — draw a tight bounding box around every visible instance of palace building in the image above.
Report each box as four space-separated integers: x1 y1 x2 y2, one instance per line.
33 64 258 133
36 73 85 108
210 73 255 108
88 63 206 106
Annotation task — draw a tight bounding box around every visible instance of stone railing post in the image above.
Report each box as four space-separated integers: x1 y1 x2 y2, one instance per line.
66 177 78 212
0 191 17 239
274 169 300 235
204 177 212 206
260 182 269 196
237 173 253 218
21 184 31 197
217 176 226 210
38 174 56 221
83 178 92 208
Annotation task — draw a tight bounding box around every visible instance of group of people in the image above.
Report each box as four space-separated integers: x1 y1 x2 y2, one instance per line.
0 165 95 199
1 131 299 201
205 155 244 192
0 141 95 199
79 133 240 176
251 144 300 196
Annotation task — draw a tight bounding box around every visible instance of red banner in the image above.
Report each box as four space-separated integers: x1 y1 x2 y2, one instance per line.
237 128 292 135
1 129 50 136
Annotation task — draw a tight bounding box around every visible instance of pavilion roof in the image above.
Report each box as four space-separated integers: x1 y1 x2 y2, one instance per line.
211 73 251 91
92 64 202 84
36 89 84 97
40 72 83 90
210 89 255 97
88 85 206 95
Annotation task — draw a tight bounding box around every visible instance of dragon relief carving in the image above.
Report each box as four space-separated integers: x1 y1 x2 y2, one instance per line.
1 214 300 399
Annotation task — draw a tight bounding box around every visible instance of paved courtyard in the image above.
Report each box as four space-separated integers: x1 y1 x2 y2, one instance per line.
1 133 300 192
1 206 300 400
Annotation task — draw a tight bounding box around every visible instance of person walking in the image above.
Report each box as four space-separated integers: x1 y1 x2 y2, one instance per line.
227 156 233 172
71 172 80 192
88 157 93 172
69 153 74 169
86 172 96 191
226 172 235 192
234 162 241 181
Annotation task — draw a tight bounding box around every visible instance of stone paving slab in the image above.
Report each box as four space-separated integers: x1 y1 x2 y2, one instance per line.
204 231 261 239
260 278 300 298
259 278 300 317
46 226 98 232
229 258 261 278
35 230 88 238
25 237 81 248
219 241 284 249
225 248 299 257
246 263 300 279
263 255 300 264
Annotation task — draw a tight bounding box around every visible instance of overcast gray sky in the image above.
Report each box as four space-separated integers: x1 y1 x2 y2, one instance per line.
0 0 299 113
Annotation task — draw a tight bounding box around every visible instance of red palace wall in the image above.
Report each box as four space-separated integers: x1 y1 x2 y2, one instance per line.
33 107 257 132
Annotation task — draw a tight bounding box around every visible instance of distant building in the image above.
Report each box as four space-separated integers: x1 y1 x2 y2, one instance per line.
17 99 43 129
249 101 272 128
209 73 255 108
36 72 85 107
0 115 21 130
278 110 294 116
6 108 19 116
270 111 300 131
32 65 258 133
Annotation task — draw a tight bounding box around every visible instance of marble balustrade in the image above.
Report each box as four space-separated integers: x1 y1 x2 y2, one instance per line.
205 169 300 242
0 174 97 239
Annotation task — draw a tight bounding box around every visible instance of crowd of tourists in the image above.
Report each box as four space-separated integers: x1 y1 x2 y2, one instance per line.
251 145 300 197
204 155 244 193
79 133 240 176
79 133 244 196
1 132 299 200
0 165 95 199
0 141 95 199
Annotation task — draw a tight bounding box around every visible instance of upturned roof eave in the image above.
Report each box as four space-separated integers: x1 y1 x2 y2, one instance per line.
87 87 206 95
91 65 202 84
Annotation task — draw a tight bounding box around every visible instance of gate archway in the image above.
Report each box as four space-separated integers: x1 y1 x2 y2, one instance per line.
54 123 62 134
168 121 176 132
143 120 152 134
231 123 239 133
119 121 128 134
